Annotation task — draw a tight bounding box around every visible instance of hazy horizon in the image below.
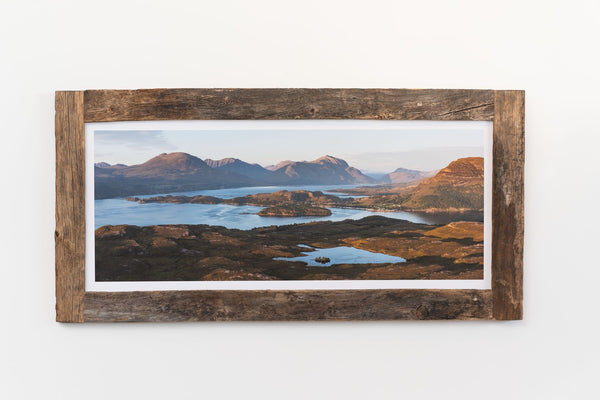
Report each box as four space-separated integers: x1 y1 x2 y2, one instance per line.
94 127 485 173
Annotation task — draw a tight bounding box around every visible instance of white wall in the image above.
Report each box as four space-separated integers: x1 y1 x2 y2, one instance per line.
1 1 599 399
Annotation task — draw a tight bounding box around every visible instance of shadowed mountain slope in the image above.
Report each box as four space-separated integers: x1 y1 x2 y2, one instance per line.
94 153 254 199
95 153 378 199
205 157 271 180
266 155 375 185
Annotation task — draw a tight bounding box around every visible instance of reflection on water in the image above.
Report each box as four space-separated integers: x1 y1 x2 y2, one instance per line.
95 184 482 229
274 245 407 267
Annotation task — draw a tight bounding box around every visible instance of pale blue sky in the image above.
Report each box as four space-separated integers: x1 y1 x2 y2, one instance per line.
95 128 484 173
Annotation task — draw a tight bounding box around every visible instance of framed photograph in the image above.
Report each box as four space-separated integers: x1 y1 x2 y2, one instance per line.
55 89 524 322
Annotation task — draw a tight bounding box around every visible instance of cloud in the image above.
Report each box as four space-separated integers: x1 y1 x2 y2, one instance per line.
94 130 180 165
95 130 177 151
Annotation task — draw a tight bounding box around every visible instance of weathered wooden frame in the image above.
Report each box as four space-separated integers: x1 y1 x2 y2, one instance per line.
55 89 524 322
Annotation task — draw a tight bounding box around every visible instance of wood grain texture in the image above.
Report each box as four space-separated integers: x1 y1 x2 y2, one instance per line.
492 90 525 320
84 89 494 122
84 289 492 322
55 91 86 322
53 88 525 322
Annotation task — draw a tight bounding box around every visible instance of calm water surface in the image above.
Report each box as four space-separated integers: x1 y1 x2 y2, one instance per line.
95 185 481 229
134 184 367 199
274 245 407 266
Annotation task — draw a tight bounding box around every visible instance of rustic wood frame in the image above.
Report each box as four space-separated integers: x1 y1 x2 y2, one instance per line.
55 89 524 322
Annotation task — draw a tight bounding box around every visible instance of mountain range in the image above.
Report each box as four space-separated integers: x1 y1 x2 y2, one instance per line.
95 153 253 199
349 157 484 211
95 152 428 199
380 167 437 184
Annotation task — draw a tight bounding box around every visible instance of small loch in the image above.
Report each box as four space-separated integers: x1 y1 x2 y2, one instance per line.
274 245 406 267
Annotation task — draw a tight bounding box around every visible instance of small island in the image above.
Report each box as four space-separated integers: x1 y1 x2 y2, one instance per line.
125 195 223 204
258 204 332 217
125 190 347 207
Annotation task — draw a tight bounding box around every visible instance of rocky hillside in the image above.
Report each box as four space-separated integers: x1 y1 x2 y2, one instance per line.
400 157 484 210
350 157 484 211
94 216 483 281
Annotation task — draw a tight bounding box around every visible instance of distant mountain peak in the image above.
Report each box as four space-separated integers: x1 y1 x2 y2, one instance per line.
94 152 255 199
141 152 209 170
381 167 436 184
393 167 418 173
266 160 294 171
266 155 374 185
205 158 239 168
151 152 197 161
204 157 271 179
313 155 348 167
437 157 483 178
95 162 127 169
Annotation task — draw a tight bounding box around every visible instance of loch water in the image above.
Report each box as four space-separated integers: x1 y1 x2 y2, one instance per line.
94 184 482 229
274 245 407 266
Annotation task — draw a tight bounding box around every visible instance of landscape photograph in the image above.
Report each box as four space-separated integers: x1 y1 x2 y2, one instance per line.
93 124 487 282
